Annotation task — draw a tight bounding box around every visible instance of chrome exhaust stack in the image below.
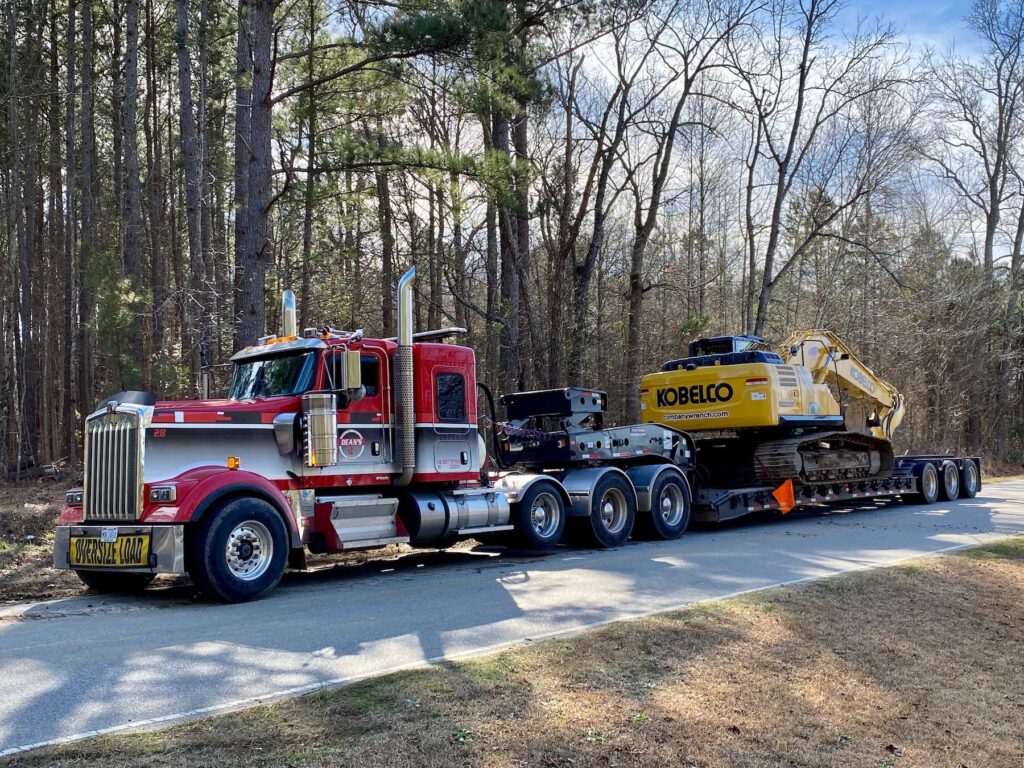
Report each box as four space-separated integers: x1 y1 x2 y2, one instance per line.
395 267 416 487
281 290 297 337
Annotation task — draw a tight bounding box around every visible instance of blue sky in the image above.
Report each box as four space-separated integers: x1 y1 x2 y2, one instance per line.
840 0 975 50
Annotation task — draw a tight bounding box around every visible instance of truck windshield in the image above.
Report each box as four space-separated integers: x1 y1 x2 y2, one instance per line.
229 353 315 399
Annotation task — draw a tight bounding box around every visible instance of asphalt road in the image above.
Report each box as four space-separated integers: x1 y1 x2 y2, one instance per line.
2 480 1024 756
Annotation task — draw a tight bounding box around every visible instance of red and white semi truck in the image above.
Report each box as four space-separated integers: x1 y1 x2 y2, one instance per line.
53 268 696 602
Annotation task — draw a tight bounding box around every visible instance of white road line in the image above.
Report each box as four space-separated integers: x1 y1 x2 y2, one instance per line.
1 532 1019 758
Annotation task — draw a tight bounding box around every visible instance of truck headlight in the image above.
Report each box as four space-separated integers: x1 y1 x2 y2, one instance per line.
149 485 177 503
65 490 84 506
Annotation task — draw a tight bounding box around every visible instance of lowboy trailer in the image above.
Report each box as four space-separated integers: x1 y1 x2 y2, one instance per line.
692 454 981 522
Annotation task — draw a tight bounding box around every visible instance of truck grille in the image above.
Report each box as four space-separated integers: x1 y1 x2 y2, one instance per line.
83 411 143 521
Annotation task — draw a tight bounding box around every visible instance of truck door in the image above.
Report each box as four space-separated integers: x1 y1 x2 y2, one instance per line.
328 348 393 472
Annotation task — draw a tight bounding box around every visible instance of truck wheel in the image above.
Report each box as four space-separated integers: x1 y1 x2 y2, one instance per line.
938 461 960 501
189 497 289 603
511 481 566 550
911 462 939 505
76 571 155 594
959 459 980 498
574 474 636 548
635 473 691 540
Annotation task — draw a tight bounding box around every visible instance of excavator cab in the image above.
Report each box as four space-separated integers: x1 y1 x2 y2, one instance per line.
686 335 772 358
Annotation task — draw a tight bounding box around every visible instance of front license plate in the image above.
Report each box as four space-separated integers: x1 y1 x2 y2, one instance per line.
70 533 151 568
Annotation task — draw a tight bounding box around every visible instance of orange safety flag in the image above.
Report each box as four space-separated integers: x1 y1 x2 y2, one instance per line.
772 479 795 514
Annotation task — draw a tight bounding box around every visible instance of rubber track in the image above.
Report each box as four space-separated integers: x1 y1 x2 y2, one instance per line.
752 431 895 484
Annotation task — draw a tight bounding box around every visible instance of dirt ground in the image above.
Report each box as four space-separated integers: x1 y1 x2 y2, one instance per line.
4 536 1022 768
0 479 82 602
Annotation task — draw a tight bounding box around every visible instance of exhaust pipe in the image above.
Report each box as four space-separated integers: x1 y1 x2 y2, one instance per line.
395 267 416 487
281 290 297 337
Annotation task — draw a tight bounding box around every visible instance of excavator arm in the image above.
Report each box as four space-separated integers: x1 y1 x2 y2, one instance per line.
780 330 906 440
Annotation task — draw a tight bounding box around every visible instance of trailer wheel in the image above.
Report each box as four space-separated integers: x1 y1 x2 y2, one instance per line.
188 497 289 603
511 482 566 550
636 473 691 540
911 462 939 505
938 461 960 501
76 571 155 594
573 474 636 548
959 459 980 498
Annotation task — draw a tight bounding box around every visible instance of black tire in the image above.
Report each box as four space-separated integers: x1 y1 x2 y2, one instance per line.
911 462 939 505
76 570 155 594
938 461 960 501
188 497 289 603
635 472 691 540
959 459 980 498
572 473 636 548
511 481 566 550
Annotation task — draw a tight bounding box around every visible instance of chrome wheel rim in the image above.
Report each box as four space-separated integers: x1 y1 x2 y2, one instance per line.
598 487 628 535
225 521 273 581
923 467 937 499
944 465 959 495
530 492 561 539
659 483 686 527
965 464 978 493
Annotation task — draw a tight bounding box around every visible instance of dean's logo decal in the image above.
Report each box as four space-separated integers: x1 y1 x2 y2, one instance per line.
338 429 366 460
656 383 734 408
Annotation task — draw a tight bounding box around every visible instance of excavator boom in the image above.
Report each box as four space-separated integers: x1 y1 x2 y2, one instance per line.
781 330 905 440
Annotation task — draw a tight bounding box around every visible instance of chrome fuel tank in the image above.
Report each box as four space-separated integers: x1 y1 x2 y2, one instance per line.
399 489 511 545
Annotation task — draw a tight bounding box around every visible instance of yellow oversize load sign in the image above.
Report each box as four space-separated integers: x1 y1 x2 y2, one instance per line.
70 531 151 568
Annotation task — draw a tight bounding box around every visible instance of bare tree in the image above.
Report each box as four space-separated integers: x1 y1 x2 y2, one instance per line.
620 0 759 421
729 0 907 335
923 0 1024 278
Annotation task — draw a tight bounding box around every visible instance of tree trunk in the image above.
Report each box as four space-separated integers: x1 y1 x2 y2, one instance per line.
79 0 96 416
198 0 213 297
299 0 317 329
492 112 521 392
375 128 395 337
120 0 145 386
144 0 164 359
16 2 41 466
232 1 252 350
175 0 211 371
45 2 64 463
64 0 78 460
237 0 275 348
485 198 498 385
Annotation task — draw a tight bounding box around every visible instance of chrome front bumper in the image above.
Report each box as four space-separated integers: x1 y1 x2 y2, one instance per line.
53 525 186 574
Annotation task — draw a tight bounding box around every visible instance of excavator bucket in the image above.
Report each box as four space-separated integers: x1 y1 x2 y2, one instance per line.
772 479 795 514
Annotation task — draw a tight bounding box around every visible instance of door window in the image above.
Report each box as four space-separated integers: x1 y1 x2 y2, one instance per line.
436 372 466 423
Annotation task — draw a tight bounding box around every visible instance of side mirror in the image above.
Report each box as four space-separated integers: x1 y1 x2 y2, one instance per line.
338 350 361 391
789 344 799 357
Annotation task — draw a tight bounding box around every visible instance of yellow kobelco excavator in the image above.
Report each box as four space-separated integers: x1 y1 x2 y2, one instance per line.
639 330 907 490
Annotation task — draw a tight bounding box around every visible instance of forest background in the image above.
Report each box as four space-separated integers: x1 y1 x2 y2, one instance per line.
1 0 1022 472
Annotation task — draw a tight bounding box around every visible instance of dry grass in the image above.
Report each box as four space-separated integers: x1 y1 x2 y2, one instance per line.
5 537 1023 768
